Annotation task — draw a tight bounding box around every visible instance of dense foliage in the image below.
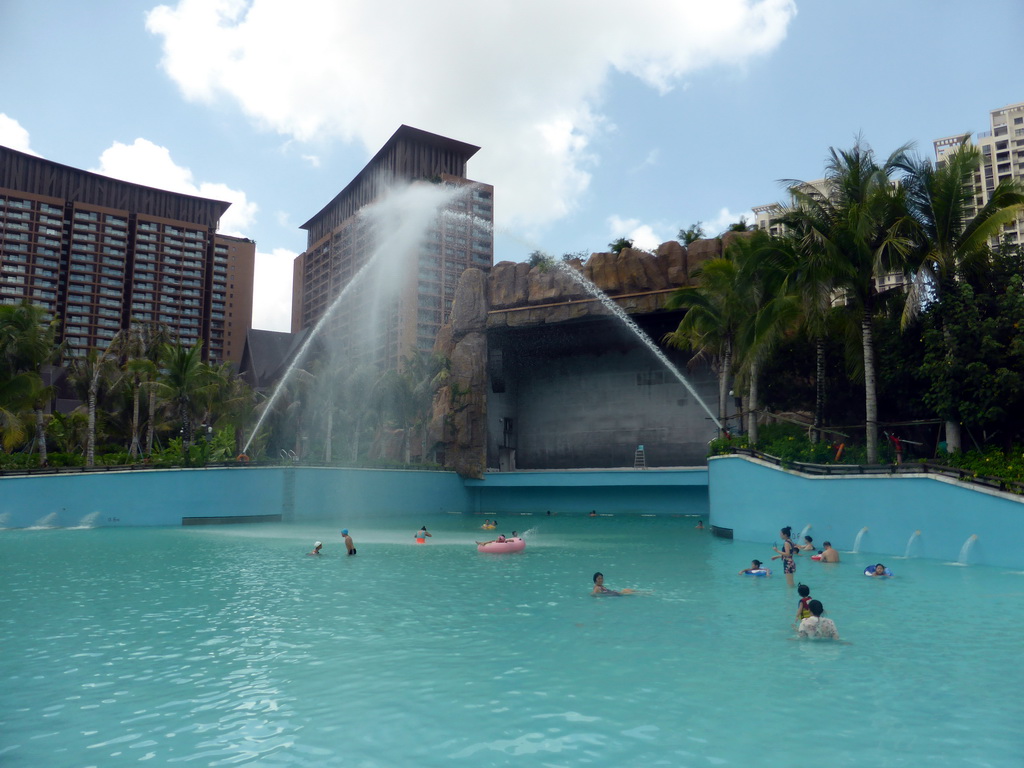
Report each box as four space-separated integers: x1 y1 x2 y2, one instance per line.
0 305 449 471
667 136 1024 473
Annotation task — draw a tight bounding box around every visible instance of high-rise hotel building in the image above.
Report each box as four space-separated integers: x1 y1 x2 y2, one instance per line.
933 101 1024 248
0 146 254 364
291 125 493 371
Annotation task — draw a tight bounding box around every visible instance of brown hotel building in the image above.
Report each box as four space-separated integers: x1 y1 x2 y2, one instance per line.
0 146 254 364
292 125 493 371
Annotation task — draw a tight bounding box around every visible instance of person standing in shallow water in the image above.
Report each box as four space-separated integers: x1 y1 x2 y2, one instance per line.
797 600 840 640
772 526 798 587
341 529 356 556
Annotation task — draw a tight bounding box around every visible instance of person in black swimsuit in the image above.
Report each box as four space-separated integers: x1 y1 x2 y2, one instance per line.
772 526 798 586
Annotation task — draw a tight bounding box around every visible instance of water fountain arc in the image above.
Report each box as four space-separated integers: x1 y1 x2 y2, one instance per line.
903 529 921 559
242 183 463 456
851 526 869 554
957 534 978 566
553 260 723 431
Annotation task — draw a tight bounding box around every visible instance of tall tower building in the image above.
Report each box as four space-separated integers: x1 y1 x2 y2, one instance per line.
0 146 254 364
933 101 1024 248
291 125 493 372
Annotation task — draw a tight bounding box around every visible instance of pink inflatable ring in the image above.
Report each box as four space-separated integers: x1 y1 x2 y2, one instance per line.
477 537 526 554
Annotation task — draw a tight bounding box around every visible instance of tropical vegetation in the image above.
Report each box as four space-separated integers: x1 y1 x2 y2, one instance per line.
666 136 1024 469
0 303 450 471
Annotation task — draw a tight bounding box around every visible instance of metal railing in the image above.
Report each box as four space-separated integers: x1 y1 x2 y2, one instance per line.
730 448 1024 495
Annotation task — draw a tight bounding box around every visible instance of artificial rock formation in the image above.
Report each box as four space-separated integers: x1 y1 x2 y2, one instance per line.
432 239 723 477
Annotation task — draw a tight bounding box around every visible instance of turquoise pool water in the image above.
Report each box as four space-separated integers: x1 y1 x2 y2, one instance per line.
2 515 1022 767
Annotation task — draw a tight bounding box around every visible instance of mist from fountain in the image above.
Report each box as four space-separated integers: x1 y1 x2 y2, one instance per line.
243 183 462 456
851 526 868 553
552 260 723 430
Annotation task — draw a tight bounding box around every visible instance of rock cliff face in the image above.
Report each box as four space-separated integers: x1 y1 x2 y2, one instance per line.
430 239 722 477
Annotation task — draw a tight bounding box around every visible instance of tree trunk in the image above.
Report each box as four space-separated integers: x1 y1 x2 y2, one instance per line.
86 385 97 467
129 379 141 458
35 408 47 466
748 359 759 447
862 317 878 464
179 400 191 458
718 342 732 438
813 337 825 444
146 384 156 455
944 420 961 456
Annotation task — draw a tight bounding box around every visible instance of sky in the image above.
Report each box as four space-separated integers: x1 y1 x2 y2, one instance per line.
1 0 1022 332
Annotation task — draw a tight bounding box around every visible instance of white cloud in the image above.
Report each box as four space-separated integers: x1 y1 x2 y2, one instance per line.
705 206 754 236
0 114 39 156
92 138 258 234
607 215 664 252
146 0 796 232
252 247 296 331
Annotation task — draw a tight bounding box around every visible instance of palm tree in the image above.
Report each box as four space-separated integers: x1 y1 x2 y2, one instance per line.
111 325 164 459
665 255 746 438
67 346 119 466
341 364 378 462
768 210 844 443
893 141 1024 452
0 301 60 463
156 341 215 458
729 231 801 446
783 140 916 462
0 370 33 451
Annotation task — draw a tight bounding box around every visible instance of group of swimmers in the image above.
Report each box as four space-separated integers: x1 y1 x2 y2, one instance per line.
306 526 435 556
792 582 841 640
744 524 896 641
769 526 842 586
305 528 357 556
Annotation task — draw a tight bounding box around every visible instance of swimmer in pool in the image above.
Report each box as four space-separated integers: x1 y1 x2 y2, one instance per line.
591 571 638 596
341 529 356 556
307 541 323 556
796 599 841 640
476 533 508 546
795 583 813 621
739 559 767 575
799 535 815 551
818 542 840 563
868 563 891 577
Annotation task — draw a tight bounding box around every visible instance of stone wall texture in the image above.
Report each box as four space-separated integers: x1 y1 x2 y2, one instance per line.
432 240 722 477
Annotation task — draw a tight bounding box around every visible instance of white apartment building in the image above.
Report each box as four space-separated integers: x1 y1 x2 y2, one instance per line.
934 101 1024 247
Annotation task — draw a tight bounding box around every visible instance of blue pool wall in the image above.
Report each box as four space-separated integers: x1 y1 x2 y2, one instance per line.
708 455 1024 569
0 467 474 528
3 459 1023 568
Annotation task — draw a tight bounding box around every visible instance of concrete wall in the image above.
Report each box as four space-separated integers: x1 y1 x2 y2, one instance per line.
488 345 718 469
708 455 1024 569
466 469 709 516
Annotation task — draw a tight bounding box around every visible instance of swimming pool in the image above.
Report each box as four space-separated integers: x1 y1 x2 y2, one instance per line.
2 515 1021 767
